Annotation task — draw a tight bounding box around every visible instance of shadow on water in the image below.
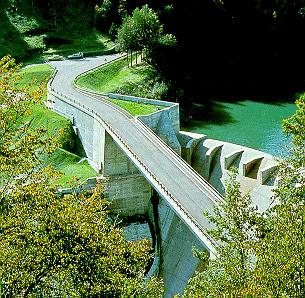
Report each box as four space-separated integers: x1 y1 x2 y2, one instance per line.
183 101 238 130
182 68 303 129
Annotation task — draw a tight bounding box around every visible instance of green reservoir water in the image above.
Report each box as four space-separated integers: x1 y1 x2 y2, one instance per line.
181 101 298 157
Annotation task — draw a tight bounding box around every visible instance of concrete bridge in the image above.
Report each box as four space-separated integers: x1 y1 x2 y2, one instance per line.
47 53 277 297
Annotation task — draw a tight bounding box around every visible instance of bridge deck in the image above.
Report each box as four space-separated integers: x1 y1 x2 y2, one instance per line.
49 54 224 253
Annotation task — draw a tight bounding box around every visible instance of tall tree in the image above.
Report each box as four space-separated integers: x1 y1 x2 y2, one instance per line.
116 5 176 66
252 94 305 296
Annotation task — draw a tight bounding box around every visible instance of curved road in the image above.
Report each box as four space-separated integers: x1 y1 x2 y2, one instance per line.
49 54 224 253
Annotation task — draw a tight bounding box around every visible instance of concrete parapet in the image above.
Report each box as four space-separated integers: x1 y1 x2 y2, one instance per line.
190 137 278 213
138 104 180 136
242 157 264 177
224 150 244 170
259 164 278 185
178 131 206 164
203 144 223 180
154 110 181 154
185 138 206 165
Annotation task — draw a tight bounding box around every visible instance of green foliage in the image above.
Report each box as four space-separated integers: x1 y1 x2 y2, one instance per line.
116 5 176 60
118 0 128 19
184 95 305 297
75 57 166 114
76 57 128 92
252 93 305 297
109 22 118 38
184 170 262 297
2 1 114 64
12 64 94 185
107 97 161 116
282 94 305 147
116 79 168 101
0 56 163 296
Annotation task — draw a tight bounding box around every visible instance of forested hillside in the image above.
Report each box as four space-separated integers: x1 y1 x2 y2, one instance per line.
0 0 110 63
2 0 305 118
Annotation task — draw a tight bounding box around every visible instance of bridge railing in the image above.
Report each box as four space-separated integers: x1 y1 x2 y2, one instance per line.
135 118 225 204
76 90 134 121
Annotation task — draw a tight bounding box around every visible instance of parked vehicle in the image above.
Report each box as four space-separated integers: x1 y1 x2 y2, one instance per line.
47 54 64 61
67 52 83 59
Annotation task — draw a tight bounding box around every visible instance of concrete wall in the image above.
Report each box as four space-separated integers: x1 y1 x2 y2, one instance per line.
105 174 152 217
149 197 207 298
47 91 106 172
138 105 181 154
138 104 180 136
178 131 206 164
103 131 139 177
48 90 152 217
109 93 176 107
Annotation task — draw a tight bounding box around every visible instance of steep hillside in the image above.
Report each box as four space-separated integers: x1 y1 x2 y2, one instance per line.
0 0 114 63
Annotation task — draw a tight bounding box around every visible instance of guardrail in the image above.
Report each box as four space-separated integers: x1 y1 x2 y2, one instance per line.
47 59 220 254
135 118 225 205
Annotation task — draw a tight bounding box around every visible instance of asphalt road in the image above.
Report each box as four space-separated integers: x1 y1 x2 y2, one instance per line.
49 54 224 249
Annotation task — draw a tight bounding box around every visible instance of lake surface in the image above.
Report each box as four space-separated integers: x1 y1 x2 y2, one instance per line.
181 101 298 157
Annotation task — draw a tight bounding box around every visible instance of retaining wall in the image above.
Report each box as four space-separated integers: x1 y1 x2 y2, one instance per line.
108 93 180 136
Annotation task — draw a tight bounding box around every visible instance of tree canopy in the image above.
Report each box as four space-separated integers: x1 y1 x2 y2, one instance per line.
116 5 176 65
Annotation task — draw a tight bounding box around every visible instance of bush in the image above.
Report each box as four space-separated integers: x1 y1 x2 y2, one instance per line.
116 78 168 101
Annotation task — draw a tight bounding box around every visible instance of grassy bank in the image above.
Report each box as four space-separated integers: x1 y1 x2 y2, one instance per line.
16 64 97 186
75 57 166 116
75 57 143 93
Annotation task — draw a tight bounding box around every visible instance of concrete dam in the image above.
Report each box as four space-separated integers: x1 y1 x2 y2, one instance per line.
47 54 277 297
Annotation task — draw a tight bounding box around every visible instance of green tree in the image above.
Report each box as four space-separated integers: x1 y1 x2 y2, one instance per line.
184 169 262 297
251 94 305 297
94 0 113 28
117 5 176 66
116 13 139 66
118 0 128 19
0 55 163 296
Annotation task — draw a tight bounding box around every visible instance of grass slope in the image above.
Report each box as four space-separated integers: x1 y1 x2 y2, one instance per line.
16 64 97 187
76 57 164 116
